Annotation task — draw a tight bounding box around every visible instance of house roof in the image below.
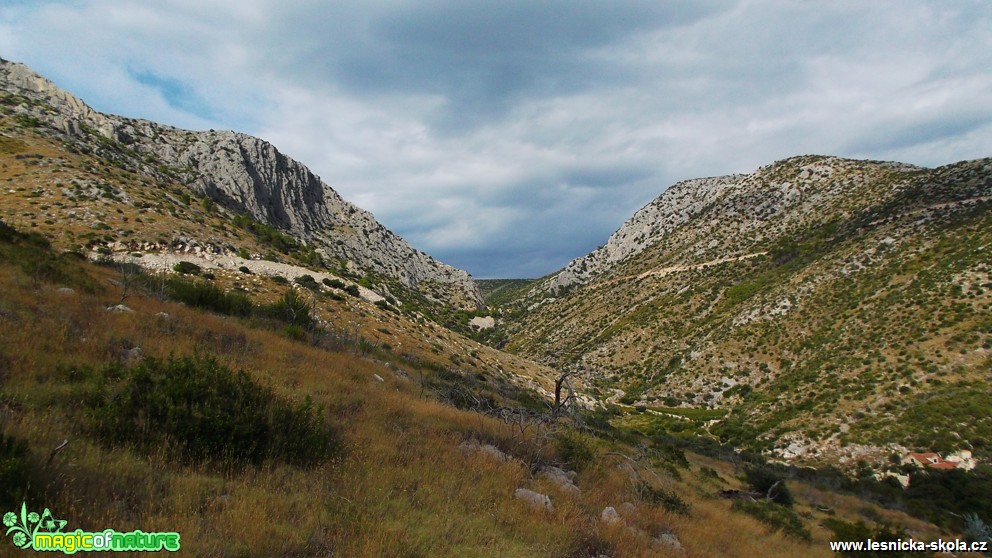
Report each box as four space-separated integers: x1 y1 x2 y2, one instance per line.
907 452 957 469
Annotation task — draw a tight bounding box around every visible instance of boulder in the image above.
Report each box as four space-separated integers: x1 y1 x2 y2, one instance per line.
106 304 133 313
514 488 553 513
538 466 580 495
600 506 622 524
655 532 684 553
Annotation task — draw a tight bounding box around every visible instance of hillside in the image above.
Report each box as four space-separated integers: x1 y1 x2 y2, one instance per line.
6 213 987 556
0 57 481 310
494 155 992 467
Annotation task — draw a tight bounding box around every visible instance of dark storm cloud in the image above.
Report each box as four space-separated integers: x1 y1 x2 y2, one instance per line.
279 1 728 131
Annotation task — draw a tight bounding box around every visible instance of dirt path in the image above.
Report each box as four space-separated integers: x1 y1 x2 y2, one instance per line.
103 250 386 302
635 251 768 281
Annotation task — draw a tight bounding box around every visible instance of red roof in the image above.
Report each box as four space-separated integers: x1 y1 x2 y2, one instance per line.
907 452 957 469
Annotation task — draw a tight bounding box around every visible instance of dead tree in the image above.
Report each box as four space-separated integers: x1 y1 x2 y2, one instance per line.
551 371 576 418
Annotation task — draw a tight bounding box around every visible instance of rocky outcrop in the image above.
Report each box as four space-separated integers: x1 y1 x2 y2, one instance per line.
0 57 482 308
546 174 745 292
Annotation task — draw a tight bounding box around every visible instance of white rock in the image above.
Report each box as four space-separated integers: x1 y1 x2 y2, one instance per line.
538 466 579 495
600 506 622 524
514 488 553 512
106 304 133 313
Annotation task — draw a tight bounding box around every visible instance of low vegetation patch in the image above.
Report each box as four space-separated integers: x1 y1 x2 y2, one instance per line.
0 221 98 292
165 277 254 317
731 500 811 541
86 355 336 467
0 433 31 508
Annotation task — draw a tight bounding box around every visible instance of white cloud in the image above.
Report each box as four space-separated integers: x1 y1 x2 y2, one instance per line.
2 0 990 277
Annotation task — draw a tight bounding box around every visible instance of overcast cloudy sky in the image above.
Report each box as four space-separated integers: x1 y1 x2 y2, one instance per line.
2 1 991 278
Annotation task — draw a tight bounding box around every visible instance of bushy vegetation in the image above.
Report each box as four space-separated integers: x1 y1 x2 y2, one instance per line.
554 431 596 471
0 221 98 292
294 273 320 291
0 433 31 508
165 277 253 317
258 289 314 328
822 518 914 557
745 464 795 507
963 513 992 547
638 483 691 516
172 260 202 275
86 355 336 467
136 271 313 330
903 466 992 530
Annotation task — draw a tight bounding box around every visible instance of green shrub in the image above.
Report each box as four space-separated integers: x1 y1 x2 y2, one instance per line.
822 518 912 556
744 465 794 507
0 221 99 292
172 261 202 275
165 277 253 317
638 483 691 515
282 324 307 341
231 214 300 254
294 274 320 291
322 278 346 290
87 355 335 467
374 299 396 313
0 433 31 508
261 290 313 328
963 513 992 546
555 432 595 471
904 466 992 529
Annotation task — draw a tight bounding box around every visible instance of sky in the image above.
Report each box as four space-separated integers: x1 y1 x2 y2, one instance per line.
2 1 991 278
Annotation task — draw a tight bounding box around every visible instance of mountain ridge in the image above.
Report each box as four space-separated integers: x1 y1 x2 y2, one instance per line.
0 57 482 308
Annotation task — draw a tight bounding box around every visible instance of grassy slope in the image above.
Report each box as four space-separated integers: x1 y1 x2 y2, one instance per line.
0 111 564 399
0 219 877 557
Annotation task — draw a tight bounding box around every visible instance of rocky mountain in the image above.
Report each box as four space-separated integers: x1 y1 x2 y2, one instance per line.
0 57 481 308
496 154 992 467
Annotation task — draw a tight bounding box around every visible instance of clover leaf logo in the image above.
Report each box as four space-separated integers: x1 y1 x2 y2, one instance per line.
4 503 66 549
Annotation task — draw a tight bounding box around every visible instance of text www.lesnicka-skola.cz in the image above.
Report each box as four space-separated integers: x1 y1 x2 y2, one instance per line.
830 538 988 553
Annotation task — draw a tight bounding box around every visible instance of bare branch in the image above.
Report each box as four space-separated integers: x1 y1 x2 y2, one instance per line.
46 439 68 465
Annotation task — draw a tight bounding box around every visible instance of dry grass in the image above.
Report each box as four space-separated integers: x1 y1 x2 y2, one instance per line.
0 220 946 557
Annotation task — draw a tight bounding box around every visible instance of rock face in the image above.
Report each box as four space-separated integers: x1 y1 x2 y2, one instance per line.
0 57 482 308
547 174 745 293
